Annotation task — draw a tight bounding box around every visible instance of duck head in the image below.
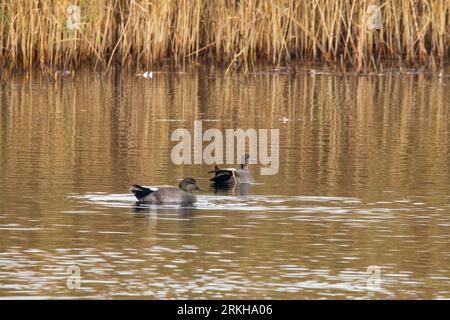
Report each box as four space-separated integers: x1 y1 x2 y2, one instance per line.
239 154 251 169
179 177 204 192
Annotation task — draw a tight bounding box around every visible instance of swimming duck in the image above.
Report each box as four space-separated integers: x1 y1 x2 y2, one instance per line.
209 154 254 185
130 177 203 205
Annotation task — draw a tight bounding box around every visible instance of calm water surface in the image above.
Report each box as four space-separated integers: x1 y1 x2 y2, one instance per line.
0 67 449 299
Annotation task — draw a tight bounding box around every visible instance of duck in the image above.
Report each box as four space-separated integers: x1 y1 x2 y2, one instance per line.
130 177 203 205
208 154 254 185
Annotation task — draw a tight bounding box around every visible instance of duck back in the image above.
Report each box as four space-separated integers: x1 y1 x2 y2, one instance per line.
150 188 197 204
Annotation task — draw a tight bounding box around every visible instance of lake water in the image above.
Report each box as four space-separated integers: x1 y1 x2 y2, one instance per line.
0 67 449 299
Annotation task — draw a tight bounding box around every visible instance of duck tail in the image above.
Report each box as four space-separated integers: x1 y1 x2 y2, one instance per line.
130 184 153 201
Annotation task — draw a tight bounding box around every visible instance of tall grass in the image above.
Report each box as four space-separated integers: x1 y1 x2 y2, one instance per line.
0 0 448 72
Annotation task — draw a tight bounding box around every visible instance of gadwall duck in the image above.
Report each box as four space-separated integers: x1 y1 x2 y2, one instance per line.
130 177 203 205
209 154 254 185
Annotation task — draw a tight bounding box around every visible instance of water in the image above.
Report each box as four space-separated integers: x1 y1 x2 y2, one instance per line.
0 67 449 299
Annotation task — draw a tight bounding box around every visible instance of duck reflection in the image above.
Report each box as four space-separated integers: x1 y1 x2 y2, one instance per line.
132 203 195 217
211 182 253 195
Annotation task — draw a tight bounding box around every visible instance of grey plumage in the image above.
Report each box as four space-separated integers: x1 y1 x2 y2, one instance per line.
130 177 203 205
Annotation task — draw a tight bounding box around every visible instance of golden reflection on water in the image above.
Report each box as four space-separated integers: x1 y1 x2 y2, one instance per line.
0 68 449 299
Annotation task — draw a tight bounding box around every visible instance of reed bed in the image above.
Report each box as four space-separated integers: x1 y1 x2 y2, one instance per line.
0 0 448 72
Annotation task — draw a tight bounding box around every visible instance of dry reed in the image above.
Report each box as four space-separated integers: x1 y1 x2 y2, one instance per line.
0 0 448 72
